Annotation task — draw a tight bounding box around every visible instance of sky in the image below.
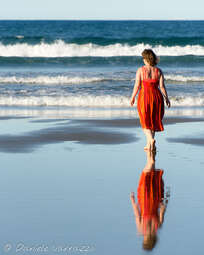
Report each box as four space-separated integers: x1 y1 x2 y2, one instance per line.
1 0 204 20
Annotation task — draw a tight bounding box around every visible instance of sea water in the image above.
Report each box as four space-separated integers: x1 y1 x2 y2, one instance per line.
0 20 204 118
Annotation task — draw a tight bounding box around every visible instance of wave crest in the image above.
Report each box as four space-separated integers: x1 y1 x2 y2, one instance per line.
165 75 204 82
0 75 110 85
1 74 204 85
0 40 204 57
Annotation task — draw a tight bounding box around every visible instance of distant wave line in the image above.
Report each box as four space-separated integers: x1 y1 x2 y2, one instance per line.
165 75 204 82
0 74 204 84
0 75 129 84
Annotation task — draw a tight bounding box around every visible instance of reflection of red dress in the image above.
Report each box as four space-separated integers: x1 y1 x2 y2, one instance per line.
137 66 164 131
137 170 164 234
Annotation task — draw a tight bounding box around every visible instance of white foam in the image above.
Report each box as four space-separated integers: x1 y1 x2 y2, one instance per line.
1 74 204 85
0 74 204 85
165 74 204 82
0 95 129 107
0 95 203 107
171 96 204 106
0 40 204 57
16 35 24 39
0 106 203 119
0 75 113 85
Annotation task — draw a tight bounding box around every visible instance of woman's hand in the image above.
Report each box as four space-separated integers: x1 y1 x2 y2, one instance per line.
165 97 171 108
130 97 135 106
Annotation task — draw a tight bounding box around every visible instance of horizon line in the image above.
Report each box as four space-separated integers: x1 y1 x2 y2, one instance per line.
0 18 204 21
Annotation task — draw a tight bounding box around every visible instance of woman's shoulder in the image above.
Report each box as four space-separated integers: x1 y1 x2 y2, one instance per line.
135 67 144 78
136 66 146 75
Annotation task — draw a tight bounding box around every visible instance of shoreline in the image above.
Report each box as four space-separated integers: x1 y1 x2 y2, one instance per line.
0 106 204 119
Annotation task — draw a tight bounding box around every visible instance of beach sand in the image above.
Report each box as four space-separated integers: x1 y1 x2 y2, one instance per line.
0 115 204 254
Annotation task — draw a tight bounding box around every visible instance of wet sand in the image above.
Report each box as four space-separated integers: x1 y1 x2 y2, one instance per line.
74 116 204 128
0 116 204 255
0 116 204 153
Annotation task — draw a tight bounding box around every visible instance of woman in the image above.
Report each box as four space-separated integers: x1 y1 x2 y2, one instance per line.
130 49 170 151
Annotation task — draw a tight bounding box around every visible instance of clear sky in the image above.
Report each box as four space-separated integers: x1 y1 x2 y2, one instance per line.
1 0 204 20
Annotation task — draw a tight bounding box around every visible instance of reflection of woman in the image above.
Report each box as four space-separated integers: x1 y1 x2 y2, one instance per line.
130 49 170 151
130 150 168 250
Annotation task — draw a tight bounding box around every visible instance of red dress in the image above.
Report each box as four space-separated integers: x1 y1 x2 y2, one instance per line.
137 66 164 131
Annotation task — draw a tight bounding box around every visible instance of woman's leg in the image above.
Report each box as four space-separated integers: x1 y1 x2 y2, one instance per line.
143 129 156 151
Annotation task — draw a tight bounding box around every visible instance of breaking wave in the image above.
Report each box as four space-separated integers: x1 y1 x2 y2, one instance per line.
0 75 125 85
0 40 204 57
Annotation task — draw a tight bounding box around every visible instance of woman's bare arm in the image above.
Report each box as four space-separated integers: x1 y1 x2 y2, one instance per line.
130 68 141 106
159 69 171 108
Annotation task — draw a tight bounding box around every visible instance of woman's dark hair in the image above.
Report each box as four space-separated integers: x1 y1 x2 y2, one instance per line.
142 49 158 66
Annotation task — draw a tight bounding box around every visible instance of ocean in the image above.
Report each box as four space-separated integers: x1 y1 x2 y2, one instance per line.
0 20 204 118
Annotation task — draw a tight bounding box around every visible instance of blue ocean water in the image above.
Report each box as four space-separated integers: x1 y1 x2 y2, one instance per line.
0 20 204 115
